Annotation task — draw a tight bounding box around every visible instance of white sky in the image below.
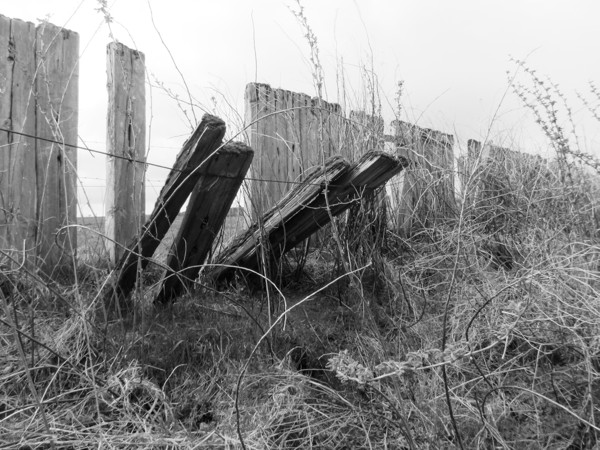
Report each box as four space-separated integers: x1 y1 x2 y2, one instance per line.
2 0 600 216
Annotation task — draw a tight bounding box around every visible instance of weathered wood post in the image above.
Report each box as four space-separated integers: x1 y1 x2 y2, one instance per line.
105 42 146 264
35 22 79 276
347 110 385 158
155 142 254 304
35 22 79 275
391 121 455 235
244 83 342 220
464 140 548 232
0 16 37 268
1 17 79 275
106 114 225 314
457 139 484 206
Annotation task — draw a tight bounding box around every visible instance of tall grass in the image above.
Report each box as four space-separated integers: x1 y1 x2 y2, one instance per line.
2 3 600 449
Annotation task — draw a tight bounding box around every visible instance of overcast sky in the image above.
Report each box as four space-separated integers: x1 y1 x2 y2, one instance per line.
3 0 599 216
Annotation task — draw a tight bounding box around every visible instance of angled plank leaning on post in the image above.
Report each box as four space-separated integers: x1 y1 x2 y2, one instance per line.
210 150 408 283
105 114 226 315
209 155 351 284
155 141 254 305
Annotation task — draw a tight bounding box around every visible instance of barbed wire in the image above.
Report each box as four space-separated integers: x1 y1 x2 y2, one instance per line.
0 126 409 189
0 126 180 172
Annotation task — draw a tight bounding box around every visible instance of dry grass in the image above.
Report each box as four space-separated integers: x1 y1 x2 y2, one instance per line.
3 146 600 448
2 4 600 448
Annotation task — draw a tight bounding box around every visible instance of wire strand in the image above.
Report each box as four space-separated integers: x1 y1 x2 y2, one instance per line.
0 126 406 189
0 126 178 172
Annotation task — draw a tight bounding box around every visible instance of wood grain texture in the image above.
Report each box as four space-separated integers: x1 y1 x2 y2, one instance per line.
0 16 41 268
35 21 79 275
155 141 253 304
211 150 407 282
105 42 146 264
0 15 10 253
391 120 455 236
107 114 226 314
245 83 343 220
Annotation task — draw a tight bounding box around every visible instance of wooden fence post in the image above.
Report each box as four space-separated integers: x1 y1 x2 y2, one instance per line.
155 142 254 304
105 42 146 264
35 21 79 275
347 110 384 157
391 121 455 235
456 139 484 206
0 16 37 268
244 83 342 220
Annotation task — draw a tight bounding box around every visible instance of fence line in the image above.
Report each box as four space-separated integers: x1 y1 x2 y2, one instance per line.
0 126 403 190
1 13 548 284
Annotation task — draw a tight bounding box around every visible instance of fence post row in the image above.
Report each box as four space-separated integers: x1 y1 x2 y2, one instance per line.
244 83 460 238
0 16 78 275
105 42 146 265
2 14 546 294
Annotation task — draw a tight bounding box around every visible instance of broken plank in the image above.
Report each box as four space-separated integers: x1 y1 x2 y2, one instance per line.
106 114 226 314
211 151 408 283
155 141 253 304
210 155 350 282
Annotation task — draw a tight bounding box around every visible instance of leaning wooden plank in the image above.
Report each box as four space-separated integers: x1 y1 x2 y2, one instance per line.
268 150 409 255
155 141 254 304
210 155 351 282
106 114 226 314
211 151 408 282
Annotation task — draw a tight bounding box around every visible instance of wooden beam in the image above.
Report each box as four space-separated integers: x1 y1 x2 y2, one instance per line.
155 141 254 304
0 16 37 268
35 22 79 276
211 150 408 283
105 42 146 264
106 114 226 314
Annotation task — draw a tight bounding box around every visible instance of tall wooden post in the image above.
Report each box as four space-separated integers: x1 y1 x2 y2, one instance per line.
105 42 146 264
0 16 37 268
35 22 79 275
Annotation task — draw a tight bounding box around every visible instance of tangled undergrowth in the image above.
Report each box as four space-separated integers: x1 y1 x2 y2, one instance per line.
2 136 600 449
2 28 600 445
